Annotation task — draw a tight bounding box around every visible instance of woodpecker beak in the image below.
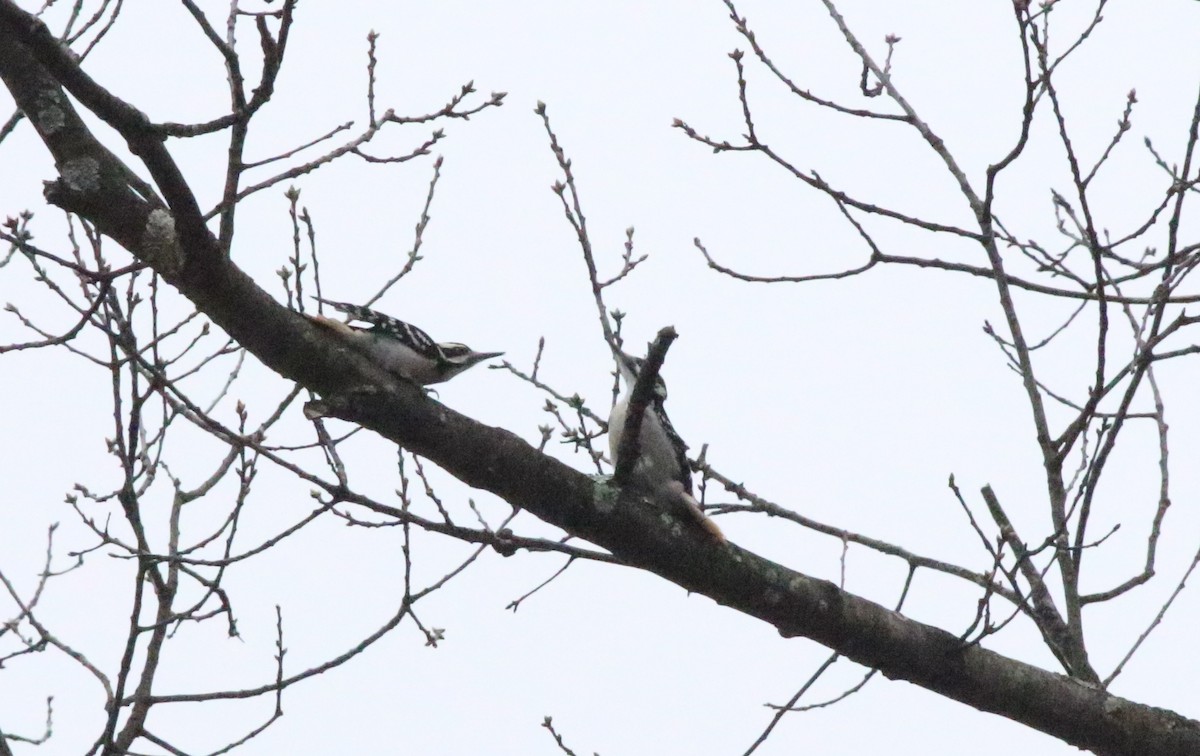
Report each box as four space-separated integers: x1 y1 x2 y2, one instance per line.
436 349 504 383
453 352 501 369
463 350 504 366
613 350 641 380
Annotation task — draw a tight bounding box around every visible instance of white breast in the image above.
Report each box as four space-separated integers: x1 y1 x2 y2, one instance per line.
609 396 683 493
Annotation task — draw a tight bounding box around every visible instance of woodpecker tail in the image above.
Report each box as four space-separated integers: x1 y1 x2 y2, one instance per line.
306 313 357 338
665 481 726 543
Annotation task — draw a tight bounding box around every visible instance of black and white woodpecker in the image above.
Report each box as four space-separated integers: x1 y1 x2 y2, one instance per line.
609 350 725 542
308 298 503 385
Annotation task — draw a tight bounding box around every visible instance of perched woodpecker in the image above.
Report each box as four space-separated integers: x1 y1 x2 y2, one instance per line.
308 298 503 385
609 350 725 542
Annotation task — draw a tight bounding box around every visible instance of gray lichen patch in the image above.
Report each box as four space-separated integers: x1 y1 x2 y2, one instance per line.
34 90 65 134
38 104 64 134
591 475 619 514
658 511 684 538
61 157 101 193
141 209 183 279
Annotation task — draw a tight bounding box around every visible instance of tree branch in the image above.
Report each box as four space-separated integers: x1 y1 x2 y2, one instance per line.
1 6 1198 754
612 327 675 487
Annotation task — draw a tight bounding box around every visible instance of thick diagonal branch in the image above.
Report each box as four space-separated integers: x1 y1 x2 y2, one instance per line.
0 9 1197 755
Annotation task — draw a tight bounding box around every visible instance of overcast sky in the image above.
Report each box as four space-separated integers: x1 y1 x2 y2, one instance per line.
2 1 1199 754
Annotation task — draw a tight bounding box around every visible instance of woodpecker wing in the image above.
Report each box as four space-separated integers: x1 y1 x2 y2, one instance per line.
315 298 445 360
651 400 693 495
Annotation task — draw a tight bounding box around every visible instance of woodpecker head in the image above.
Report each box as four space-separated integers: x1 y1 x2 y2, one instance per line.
436 343 505 383
615 350 668 401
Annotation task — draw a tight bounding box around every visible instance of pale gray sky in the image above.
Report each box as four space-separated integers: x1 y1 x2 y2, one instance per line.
2 1 1198 754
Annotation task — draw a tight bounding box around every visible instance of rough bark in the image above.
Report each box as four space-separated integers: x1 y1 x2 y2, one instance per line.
1 4 1198 754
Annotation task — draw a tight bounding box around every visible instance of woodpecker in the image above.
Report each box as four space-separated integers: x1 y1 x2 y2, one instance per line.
609 350 725 542
308 298 503 385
